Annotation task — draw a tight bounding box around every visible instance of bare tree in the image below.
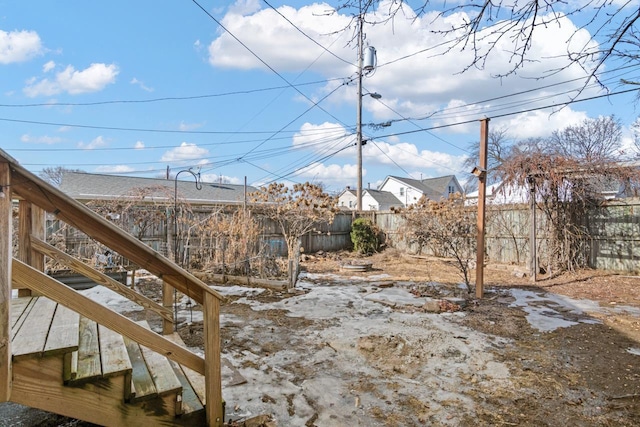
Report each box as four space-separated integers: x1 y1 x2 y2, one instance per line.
339 1 639 93
396 194 476 292
250 182 337 287
499 143 640 274
39 166 84 187
547 116 624 162
464 128 513 192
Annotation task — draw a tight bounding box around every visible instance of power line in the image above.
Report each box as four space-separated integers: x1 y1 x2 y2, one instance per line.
261 0 353 67
0 78 342 108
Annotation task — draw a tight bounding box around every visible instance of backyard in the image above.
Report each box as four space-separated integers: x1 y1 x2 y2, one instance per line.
166 249 640 426
4 249 640 426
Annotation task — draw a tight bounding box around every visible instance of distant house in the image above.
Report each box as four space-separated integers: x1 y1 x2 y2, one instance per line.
337 187 358 210
337 175 463 210
362 189 404 211
337 187 402 211
465 181 529 206
59 171 256 206
465 176 635 206
378 175 463 206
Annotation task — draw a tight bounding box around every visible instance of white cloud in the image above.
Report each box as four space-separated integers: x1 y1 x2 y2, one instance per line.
24 63 119 97
94 165 134 173
130 77 153 92
134 141 145 149
208 2 351 71
296 162 358 183
179 121 204 131
43 60 55 72
207 3 601 140
20 134 62 144
161 142 210 163
228 0 261 16
497 108 589 139
293 122 350 147
364 140 467 175
0 30 42 64
200 173 243 185
78 136 108 150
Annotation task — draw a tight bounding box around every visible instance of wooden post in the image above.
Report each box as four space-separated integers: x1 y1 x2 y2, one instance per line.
162 280 174 335
528 176 538 282
203 292 223 426
0 161 12 401
18 201 44 297
475 118 489 299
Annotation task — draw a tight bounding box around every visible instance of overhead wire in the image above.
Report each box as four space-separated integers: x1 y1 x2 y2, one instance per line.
261 0 354 67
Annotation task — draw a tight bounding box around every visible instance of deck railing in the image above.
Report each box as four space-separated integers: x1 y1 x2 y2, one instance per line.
0 149 224 426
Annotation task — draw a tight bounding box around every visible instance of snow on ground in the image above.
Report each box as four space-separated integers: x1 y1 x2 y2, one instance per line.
77 272 640 424
224 278 512 425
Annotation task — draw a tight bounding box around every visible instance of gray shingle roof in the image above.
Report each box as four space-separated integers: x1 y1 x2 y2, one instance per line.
365 189 402 205
388 175 460 199
59 172 256 204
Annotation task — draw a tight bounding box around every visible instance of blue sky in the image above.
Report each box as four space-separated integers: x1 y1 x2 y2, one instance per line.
1 0 639 193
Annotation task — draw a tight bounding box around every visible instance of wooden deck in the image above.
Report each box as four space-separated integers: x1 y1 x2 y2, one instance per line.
0 149 224 426
10 296 207 426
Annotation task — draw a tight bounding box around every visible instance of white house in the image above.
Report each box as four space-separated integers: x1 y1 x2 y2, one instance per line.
337 187 403 211
378 175 464 206
337 187 358 210
337 175 463 210
362 189 404 211
465 181 529 205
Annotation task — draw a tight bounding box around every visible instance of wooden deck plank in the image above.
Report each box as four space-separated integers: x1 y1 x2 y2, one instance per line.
10 297 34 329
134 321 182 398
139 343 182 397
98 324 132 378
44 304 80 356
170 359 203 416
124 336 157 402
12 297 57 360
75 317 101 381
12 259 206 376
98 324 132 400
165 332 206 405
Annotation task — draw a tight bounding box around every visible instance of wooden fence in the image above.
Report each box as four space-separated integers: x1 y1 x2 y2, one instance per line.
47 199 640 274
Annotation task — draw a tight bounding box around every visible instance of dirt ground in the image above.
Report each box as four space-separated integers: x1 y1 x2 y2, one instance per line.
169 248 640 426
5 248 640 426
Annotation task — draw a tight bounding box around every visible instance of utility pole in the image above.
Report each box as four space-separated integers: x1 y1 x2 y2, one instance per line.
356 8 364 212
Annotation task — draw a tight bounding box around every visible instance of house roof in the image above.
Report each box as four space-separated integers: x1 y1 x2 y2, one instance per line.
364 189 402 205
385 175 459 199
337 188 357 198
60 172 256 204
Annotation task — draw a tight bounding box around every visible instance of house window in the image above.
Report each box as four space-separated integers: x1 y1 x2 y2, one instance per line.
348 200 353 208
399 187 405 196
448 185 455 194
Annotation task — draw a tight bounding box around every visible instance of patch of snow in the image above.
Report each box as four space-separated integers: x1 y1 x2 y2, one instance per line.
509 289 603 332
223 281 512 426
627 348 640 356
79 286 142 313
210 285 265 297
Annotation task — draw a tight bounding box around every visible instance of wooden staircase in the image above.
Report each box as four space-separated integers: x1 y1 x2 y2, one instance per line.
0 149 225 426
10 296 209 426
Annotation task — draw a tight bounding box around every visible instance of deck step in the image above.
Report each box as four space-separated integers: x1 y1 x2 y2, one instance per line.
11 297 202 422
11 297 80 361
125 321 183 405
166 332 207 408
